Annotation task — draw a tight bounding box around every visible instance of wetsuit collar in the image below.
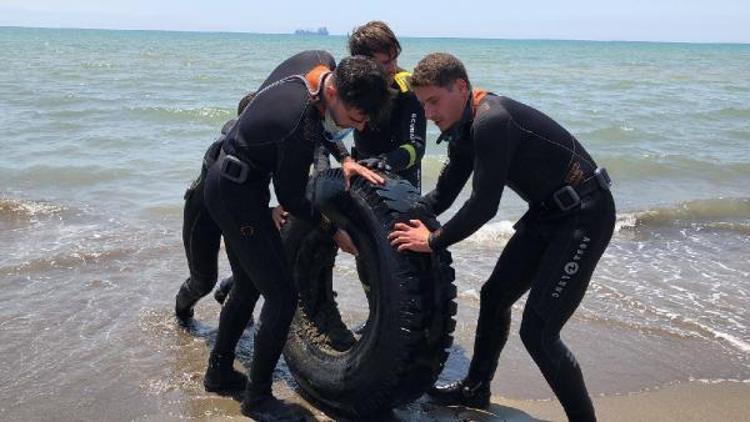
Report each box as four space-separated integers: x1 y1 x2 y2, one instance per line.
436 89 488 144
314 71 334 116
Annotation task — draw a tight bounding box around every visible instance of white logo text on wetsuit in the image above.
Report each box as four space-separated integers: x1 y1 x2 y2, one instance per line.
552 235 591 298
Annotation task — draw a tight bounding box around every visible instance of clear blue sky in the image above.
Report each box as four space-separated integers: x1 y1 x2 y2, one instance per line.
1 0 749 43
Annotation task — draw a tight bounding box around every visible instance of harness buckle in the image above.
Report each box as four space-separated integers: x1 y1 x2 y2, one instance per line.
220 154 249 184
552 185 581 212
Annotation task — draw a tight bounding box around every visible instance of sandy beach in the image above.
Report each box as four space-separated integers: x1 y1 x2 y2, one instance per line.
479 381 750 422
174 378 750 421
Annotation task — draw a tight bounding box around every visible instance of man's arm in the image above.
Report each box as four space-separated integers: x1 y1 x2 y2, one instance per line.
420 142 473 216
309 111 383 190
273 137 361 256
273 136 325 227
381 93 426 172
428 111 516 250
221 118 238 135
320 138 350 163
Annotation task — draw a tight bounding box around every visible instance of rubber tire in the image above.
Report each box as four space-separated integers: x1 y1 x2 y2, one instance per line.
282 169 457 417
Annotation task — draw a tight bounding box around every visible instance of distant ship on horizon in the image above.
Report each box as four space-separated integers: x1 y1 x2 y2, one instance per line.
294 27 329 36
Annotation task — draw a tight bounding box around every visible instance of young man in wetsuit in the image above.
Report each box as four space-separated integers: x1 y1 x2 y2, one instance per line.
348 20 426 192
388 53 615 422
210 21 428 305
174 92 262 324
202 50 389 420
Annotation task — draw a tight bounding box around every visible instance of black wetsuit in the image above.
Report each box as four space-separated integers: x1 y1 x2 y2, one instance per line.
425 92 615 421
180 119 260 312
353 70 426 191
203 50 349 392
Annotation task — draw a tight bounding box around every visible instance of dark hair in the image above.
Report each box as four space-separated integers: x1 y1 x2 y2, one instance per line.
237 91 255 115
410 52 471 90
348 21 401 58
334 55 391 121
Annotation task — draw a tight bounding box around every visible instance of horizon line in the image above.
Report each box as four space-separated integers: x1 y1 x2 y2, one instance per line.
2 24 749 46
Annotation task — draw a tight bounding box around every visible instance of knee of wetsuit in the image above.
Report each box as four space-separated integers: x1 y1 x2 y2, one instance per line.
479 281 506 305
257 295 296 332
519 307 546 357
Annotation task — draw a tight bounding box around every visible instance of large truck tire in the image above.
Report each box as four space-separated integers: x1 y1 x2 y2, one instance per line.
282 169 457 417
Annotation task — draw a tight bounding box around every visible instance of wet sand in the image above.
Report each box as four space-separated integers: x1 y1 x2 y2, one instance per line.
194 379 750 421
2 299 747 421
480 381 750 422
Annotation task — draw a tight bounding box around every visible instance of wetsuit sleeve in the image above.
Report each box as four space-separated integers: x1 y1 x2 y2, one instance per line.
272 138 323 227
321 138 351 162
381 93 426 171
221 118 237 135
420 143 473 216
429 112 515 250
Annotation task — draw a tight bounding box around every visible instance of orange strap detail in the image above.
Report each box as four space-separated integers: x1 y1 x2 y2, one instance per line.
471 89 487 117
304 64 331 95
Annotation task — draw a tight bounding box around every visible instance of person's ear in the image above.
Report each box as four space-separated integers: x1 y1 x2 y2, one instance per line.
324 82 337 102
456 79 469 95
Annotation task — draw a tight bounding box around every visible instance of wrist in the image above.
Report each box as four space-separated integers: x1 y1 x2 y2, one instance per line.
427 228 442 250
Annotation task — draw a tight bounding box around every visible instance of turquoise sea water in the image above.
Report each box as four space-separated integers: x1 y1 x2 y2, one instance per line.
1 27 748 420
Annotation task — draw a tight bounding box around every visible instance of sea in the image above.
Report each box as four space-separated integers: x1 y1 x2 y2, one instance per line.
1 26 748 420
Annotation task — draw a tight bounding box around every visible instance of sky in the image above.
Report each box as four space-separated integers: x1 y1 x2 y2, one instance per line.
1 0 749 43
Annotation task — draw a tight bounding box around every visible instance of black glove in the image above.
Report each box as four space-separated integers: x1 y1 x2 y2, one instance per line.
357 157 392 172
